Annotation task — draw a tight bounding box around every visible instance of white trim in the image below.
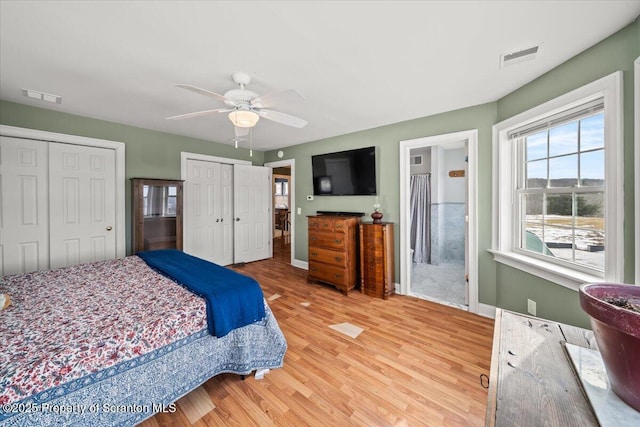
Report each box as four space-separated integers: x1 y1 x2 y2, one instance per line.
478 303 496 319
491 71 624 290
0 124 126 259
180 151 251 180
292 259 308 270
399 129 479 314
488 249 602 291
635 57 640 285
264 158 296 266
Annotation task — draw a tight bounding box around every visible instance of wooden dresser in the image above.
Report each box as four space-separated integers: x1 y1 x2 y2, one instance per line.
307 215 360 295
359 222 395 299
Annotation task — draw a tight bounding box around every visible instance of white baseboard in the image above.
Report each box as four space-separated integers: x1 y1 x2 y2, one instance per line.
292 259 308 270
478 303 496 319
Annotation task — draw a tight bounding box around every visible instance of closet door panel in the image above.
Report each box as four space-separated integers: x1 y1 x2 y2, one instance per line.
184 159 224 264
219 163 233 265
0 136 49 275
49 143 116 269
233 164 270 263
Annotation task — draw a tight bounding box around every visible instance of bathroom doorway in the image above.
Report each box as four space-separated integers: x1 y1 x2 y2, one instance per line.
399 130 479 313
409 143 467 308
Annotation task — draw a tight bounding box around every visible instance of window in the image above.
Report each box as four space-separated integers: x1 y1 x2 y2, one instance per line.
491 72 623 290
517 108 605 273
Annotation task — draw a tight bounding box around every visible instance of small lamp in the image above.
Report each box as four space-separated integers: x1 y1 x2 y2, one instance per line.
371 196 383 224
228 110 260 128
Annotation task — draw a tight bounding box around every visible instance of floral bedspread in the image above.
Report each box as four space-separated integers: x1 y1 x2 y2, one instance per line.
0 256 207 405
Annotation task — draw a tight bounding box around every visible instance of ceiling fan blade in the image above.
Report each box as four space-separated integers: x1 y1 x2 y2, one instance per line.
251 89 305 109
166 108 230 120
173 84 232 104
257 109 307 128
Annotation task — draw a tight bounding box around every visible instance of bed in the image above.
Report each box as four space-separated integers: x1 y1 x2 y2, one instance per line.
0 251 287 426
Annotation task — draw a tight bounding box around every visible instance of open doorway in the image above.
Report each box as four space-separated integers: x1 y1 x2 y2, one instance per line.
399 130 479 314
409 143 467 308
265 159 295 265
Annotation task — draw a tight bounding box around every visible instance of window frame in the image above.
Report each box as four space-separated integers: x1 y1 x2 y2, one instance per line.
490 71 623 291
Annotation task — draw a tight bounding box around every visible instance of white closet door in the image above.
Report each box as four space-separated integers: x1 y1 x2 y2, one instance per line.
234 164 271 263
0 136 50 275
185 159 220 263
219 163 234 265
49 143 116 269
184 160 234 266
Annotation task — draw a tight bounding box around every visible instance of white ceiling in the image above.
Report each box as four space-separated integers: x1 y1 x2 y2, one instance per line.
1 1 638 151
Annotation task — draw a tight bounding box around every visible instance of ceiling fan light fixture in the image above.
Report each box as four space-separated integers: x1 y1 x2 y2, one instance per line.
228 110 259 128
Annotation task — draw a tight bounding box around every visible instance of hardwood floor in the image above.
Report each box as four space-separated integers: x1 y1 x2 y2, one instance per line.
139 259 494 426
272 236 290 264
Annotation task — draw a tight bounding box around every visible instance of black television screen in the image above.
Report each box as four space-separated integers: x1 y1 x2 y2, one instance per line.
312 147 377 196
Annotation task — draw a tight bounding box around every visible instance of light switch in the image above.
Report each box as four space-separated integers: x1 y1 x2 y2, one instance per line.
297 207 302 215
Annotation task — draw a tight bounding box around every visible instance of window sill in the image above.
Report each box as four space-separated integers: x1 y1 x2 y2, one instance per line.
488 249 604 292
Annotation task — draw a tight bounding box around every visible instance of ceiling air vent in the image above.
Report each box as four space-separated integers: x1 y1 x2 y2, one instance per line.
500 45 539 68
22 88 62 104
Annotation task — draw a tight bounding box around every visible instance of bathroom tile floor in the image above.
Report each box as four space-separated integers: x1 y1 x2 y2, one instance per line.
411 261 466 307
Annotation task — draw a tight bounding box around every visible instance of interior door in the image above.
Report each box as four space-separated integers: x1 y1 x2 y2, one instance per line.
233 164 271 263
49 142 116 268
219 163 233 265
0 136 50 275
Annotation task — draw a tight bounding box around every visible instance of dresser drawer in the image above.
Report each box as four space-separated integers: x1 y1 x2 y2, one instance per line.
309 231 346 250
309 247 348 268
308 261 351 288
308 216 320 231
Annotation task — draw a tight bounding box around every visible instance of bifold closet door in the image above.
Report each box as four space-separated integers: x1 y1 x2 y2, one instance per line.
184 159 233 266
48 142 116 269
0 136 50 275
233 164 271 263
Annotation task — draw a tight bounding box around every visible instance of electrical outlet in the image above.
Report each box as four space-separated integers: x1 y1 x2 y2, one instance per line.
527 299 537 316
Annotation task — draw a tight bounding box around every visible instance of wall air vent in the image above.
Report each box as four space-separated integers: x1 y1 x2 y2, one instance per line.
410 155 423 166
22 88 62 104
500 45 539 69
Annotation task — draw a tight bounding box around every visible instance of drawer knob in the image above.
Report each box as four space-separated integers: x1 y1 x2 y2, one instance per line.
334 274 342 279
335 256 343 262
311 237 317 241
334 239 342 244
311 252 318 257
311 267 317 272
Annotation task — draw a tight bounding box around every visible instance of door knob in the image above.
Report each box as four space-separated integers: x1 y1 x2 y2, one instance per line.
216 219 219 223
106 226 113 231
235 218 240 221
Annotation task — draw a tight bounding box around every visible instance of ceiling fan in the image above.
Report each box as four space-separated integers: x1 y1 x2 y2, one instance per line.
167 72 308 133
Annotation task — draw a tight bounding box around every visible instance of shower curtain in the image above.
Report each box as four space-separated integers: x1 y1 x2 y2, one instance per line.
410 174 431 263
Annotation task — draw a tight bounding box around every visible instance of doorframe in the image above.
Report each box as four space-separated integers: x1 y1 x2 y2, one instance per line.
399 129 479 314
264 158 295 266
0 125 126 259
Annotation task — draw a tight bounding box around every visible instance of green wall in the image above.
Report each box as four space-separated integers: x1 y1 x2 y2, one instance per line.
265 18 638 328
493 18 638 327
264 103 498 305
0 101 264 254
1 18 637 328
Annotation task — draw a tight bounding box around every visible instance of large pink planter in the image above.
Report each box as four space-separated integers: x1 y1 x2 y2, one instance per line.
579 283 640 412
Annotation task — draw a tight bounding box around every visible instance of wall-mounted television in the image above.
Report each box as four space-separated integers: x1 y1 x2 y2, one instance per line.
312 146 377 196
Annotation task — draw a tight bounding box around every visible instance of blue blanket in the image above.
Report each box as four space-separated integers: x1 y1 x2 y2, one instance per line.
137 250 265 337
